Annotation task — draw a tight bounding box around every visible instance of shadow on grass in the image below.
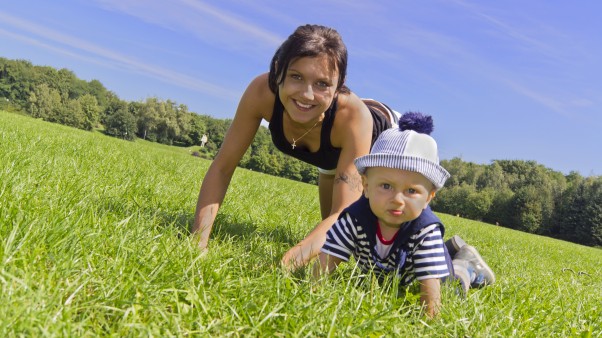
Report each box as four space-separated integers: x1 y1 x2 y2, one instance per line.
148 207 301 248
153 210 311 268
210 215 303 248
94 196 304 268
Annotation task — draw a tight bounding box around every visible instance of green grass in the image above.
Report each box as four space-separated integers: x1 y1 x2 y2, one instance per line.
1 110 601 337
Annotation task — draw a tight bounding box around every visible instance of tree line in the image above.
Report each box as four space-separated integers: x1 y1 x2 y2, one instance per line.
0 57 318 184
1 57 600 247
431 158 601 247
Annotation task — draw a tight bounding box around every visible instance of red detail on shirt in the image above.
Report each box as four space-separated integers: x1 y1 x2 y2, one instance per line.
376 221 400 245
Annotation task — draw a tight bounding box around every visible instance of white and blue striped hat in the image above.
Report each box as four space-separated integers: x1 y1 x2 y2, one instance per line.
354 112 450 190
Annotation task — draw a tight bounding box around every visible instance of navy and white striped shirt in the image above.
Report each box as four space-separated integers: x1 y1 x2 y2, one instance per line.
321 198 450 285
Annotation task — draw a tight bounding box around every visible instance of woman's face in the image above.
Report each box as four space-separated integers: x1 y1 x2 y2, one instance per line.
278 54 339 125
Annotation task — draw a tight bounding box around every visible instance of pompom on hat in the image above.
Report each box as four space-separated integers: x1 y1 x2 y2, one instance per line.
354 112 450 190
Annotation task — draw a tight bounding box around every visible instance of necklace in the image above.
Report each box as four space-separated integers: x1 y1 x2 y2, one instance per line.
291 118 321 149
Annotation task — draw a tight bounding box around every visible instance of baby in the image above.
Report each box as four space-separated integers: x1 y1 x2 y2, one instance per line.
313 112 495 317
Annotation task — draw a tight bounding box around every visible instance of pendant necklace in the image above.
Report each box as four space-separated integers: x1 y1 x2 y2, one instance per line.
291 118 321 150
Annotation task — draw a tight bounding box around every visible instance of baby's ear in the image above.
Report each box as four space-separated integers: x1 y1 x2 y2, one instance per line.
425 190 437 206
361 174 369 196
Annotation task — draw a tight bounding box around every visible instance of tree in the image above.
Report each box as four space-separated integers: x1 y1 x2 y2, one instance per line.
511 185 543 233
103 98 135 140
464 188 494 221
0 58 36 108
553 177 602 246
78 94 100 130
60 98 86 128
585 178 602 246
202 116 231 156
431 184 474 217
56 68 76 101
548 173 585 241
187 113 206 146
174 103 192 146
485 187 514 227
133 99 158 141
477 161 507 190
87 79 109 110
152 99 180 145
28 83 62 120
281 159 303 182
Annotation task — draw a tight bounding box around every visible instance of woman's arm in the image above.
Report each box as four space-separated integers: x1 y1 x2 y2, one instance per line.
281 93 372 269
420 278 442 318
192 74 273 251
328 94 372 215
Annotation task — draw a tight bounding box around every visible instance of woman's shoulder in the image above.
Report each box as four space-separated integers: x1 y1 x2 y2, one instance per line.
333 91 373 126
329 91 373 148
241 73 276 120
247 73 272 97
335 92 368 116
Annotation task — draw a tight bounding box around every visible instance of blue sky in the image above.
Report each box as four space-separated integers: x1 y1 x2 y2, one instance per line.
1 0 601 176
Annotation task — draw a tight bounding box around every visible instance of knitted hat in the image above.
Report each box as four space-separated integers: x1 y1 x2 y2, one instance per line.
354 112 450 190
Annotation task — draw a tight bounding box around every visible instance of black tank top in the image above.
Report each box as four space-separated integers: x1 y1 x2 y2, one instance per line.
269 95 391 171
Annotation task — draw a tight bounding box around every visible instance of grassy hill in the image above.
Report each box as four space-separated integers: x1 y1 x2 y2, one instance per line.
1 111 600 336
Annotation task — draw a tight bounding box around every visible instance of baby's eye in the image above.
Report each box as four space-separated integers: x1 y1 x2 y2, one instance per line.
381 183 392 190
407 188 417 194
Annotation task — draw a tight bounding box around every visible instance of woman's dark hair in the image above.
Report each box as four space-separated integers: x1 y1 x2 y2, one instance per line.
268 24 349 94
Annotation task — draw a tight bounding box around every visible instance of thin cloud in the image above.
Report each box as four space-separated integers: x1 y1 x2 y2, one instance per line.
92 0 282 52
177 0 283 45
369 12 580 118
0 28 110 68
501 79 568 117
447 2 597 118
450 0 565 63
0 11 238 100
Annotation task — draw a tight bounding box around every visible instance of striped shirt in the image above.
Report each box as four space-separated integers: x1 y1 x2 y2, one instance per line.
321 202 450 285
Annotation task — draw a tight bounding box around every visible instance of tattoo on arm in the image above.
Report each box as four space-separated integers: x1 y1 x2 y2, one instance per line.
334 171 363 193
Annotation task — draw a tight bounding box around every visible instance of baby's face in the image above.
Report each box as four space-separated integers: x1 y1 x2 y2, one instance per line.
362 167 435 229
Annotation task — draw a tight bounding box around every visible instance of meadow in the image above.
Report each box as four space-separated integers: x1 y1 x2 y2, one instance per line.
1 110 601 337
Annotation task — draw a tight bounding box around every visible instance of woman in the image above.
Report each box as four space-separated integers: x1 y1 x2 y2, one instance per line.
192 24 397 269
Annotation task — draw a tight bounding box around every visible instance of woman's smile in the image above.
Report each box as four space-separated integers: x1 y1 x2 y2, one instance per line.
293 99 315 112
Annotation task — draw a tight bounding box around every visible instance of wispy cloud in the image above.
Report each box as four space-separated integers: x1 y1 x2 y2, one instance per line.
0 11 239 101
448 1 598 118
366 4 586 118
449 0 569 65
0 28 107 67
501 78 568 117
177 0 283 45
92 0 282 52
